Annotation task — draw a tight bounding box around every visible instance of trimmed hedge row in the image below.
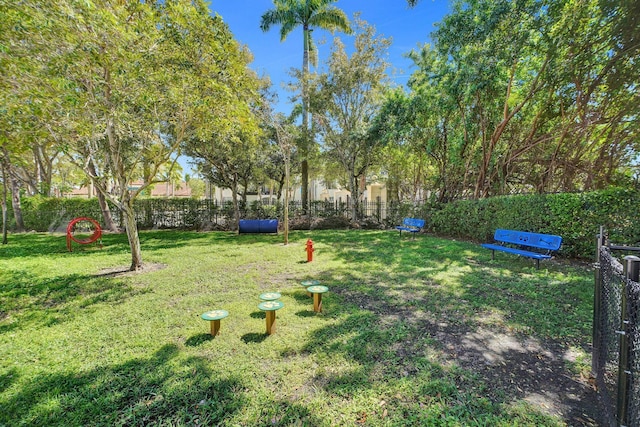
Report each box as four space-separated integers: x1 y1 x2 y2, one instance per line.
424 187 640 259
8 187 640 259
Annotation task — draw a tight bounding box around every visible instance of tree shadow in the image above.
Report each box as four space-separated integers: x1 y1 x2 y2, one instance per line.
294 310 317 318
0 269 145 333
0 344 248 426
0 230 302 261
290 292 312 303
289 230 601 425
241 332 268 344
185 333 213 347
0 368 18 394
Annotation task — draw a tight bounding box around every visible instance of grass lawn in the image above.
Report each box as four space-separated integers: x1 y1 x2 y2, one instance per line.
0 230 596 426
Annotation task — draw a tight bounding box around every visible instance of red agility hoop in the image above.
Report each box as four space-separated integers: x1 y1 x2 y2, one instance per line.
66 217 102 252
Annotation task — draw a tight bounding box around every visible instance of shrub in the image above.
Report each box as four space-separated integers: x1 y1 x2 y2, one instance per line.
425 188 640 259
11 188 640 259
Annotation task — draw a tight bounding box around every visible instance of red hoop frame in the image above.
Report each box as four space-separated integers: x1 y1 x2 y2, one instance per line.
66 217 102 252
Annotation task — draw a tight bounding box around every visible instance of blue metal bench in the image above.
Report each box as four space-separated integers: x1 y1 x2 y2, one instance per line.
481 229 562 269
396 218 425 237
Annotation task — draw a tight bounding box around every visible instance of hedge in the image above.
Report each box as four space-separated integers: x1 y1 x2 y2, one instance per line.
6 187 640 259
425 187 640 259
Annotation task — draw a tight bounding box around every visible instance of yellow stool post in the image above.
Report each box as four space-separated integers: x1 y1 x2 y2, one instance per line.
258 300 284 335
201 309 229 336
307 285 329 313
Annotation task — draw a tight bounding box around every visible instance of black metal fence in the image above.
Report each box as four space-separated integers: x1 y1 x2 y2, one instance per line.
593 228 640 427
51 199 427 232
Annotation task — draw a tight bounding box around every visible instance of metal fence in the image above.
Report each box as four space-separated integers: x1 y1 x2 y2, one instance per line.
593 228 640 427
106 198 426 230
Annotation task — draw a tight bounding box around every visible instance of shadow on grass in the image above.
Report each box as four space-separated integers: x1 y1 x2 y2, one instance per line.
241 332 268 343
0 368 18 394
0 344 250 426
185 333 213 346
249 311 265 319
290 292 313 303
0 229 294 261
294 310 317 318
0 269 145 333
284 231 599 425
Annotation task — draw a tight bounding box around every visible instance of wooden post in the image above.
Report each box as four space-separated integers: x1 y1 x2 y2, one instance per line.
210 319 221 336
313 293 322 313
266 311 276 335
201 309 228 337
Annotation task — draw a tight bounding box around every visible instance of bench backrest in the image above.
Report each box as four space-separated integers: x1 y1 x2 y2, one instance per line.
494 229 562 251
403 218 425 228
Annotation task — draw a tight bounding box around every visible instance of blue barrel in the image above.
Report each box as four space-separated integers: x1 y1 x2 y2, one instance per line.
238 219 278 234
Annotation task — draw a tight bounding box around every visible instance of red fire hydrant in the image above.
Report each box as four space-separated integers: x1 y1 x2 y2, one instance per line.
305 239 315 262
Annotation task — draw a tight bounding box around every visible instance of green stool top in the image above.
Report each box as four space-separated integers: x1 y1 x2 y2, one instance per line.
301 280 320 287
259 292 281 301
307 285 328 294
258 300 284 311
201 309 229 321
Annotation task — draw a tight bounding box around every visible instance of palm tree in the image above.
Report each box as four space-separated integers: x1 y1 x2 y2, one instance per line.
260 0 351 213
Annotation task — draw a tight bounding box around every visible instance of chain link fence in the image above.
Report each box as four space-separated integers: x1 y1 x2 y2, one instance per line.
594 229 640 427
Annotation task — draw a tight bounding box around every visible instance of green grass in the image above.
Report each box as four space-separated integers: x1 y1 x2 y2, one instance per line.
0 230 594 426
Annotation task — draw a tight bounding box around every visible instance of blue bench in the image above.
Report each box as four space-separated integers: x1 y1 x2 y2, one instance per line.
481 229 562 269
238 219 278 234
396 218 425 237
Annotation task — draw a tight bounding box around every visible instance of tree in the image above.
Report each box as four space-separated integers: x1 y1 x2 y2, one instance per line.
6 0 260 269
262 104 299 244
186 123 263 230
309 19 391 221
260 0 351 213
386 0 639 201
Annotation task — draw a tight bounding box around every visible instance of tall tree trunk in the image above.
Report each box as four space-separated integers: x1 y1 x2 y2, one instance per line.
232 173 240 231
283 152 290 245
97 190 119 233
349 174 359 222
301 26 311 213
10 174 24 232
276 174 285 201
122 201 142 271
87 160 119 232
2 160 7 244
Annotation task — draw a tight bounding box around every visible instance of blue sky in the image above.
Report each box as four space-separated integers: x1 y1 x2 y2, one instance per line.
208 0 452 111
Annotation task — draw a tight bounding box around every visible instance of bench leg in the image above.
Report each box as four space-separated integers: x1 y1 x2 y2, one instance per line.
266 311 276 335
536 259 540 269
491 250 495 260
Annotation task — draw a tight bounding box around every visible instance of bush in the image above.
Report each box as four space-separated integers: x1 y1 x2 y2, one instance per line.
425 188 640 259
11 188 640 259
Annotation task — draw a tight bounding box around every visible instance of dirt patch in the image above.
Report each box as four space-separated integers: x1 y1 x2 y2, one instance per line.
437 326 600 426
334 288 603 427
96 263 166 278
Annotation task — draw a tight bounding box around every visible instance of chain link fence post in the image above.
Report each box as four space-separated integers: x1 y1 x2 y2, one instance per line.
593 226 606 375
618 256 640 426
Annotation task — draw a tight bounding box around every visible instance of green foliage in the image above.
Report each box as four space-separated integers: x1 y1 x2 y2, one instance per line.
309 18 391 221
19 196 104 232
376 0 639 201
427 187 640 258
